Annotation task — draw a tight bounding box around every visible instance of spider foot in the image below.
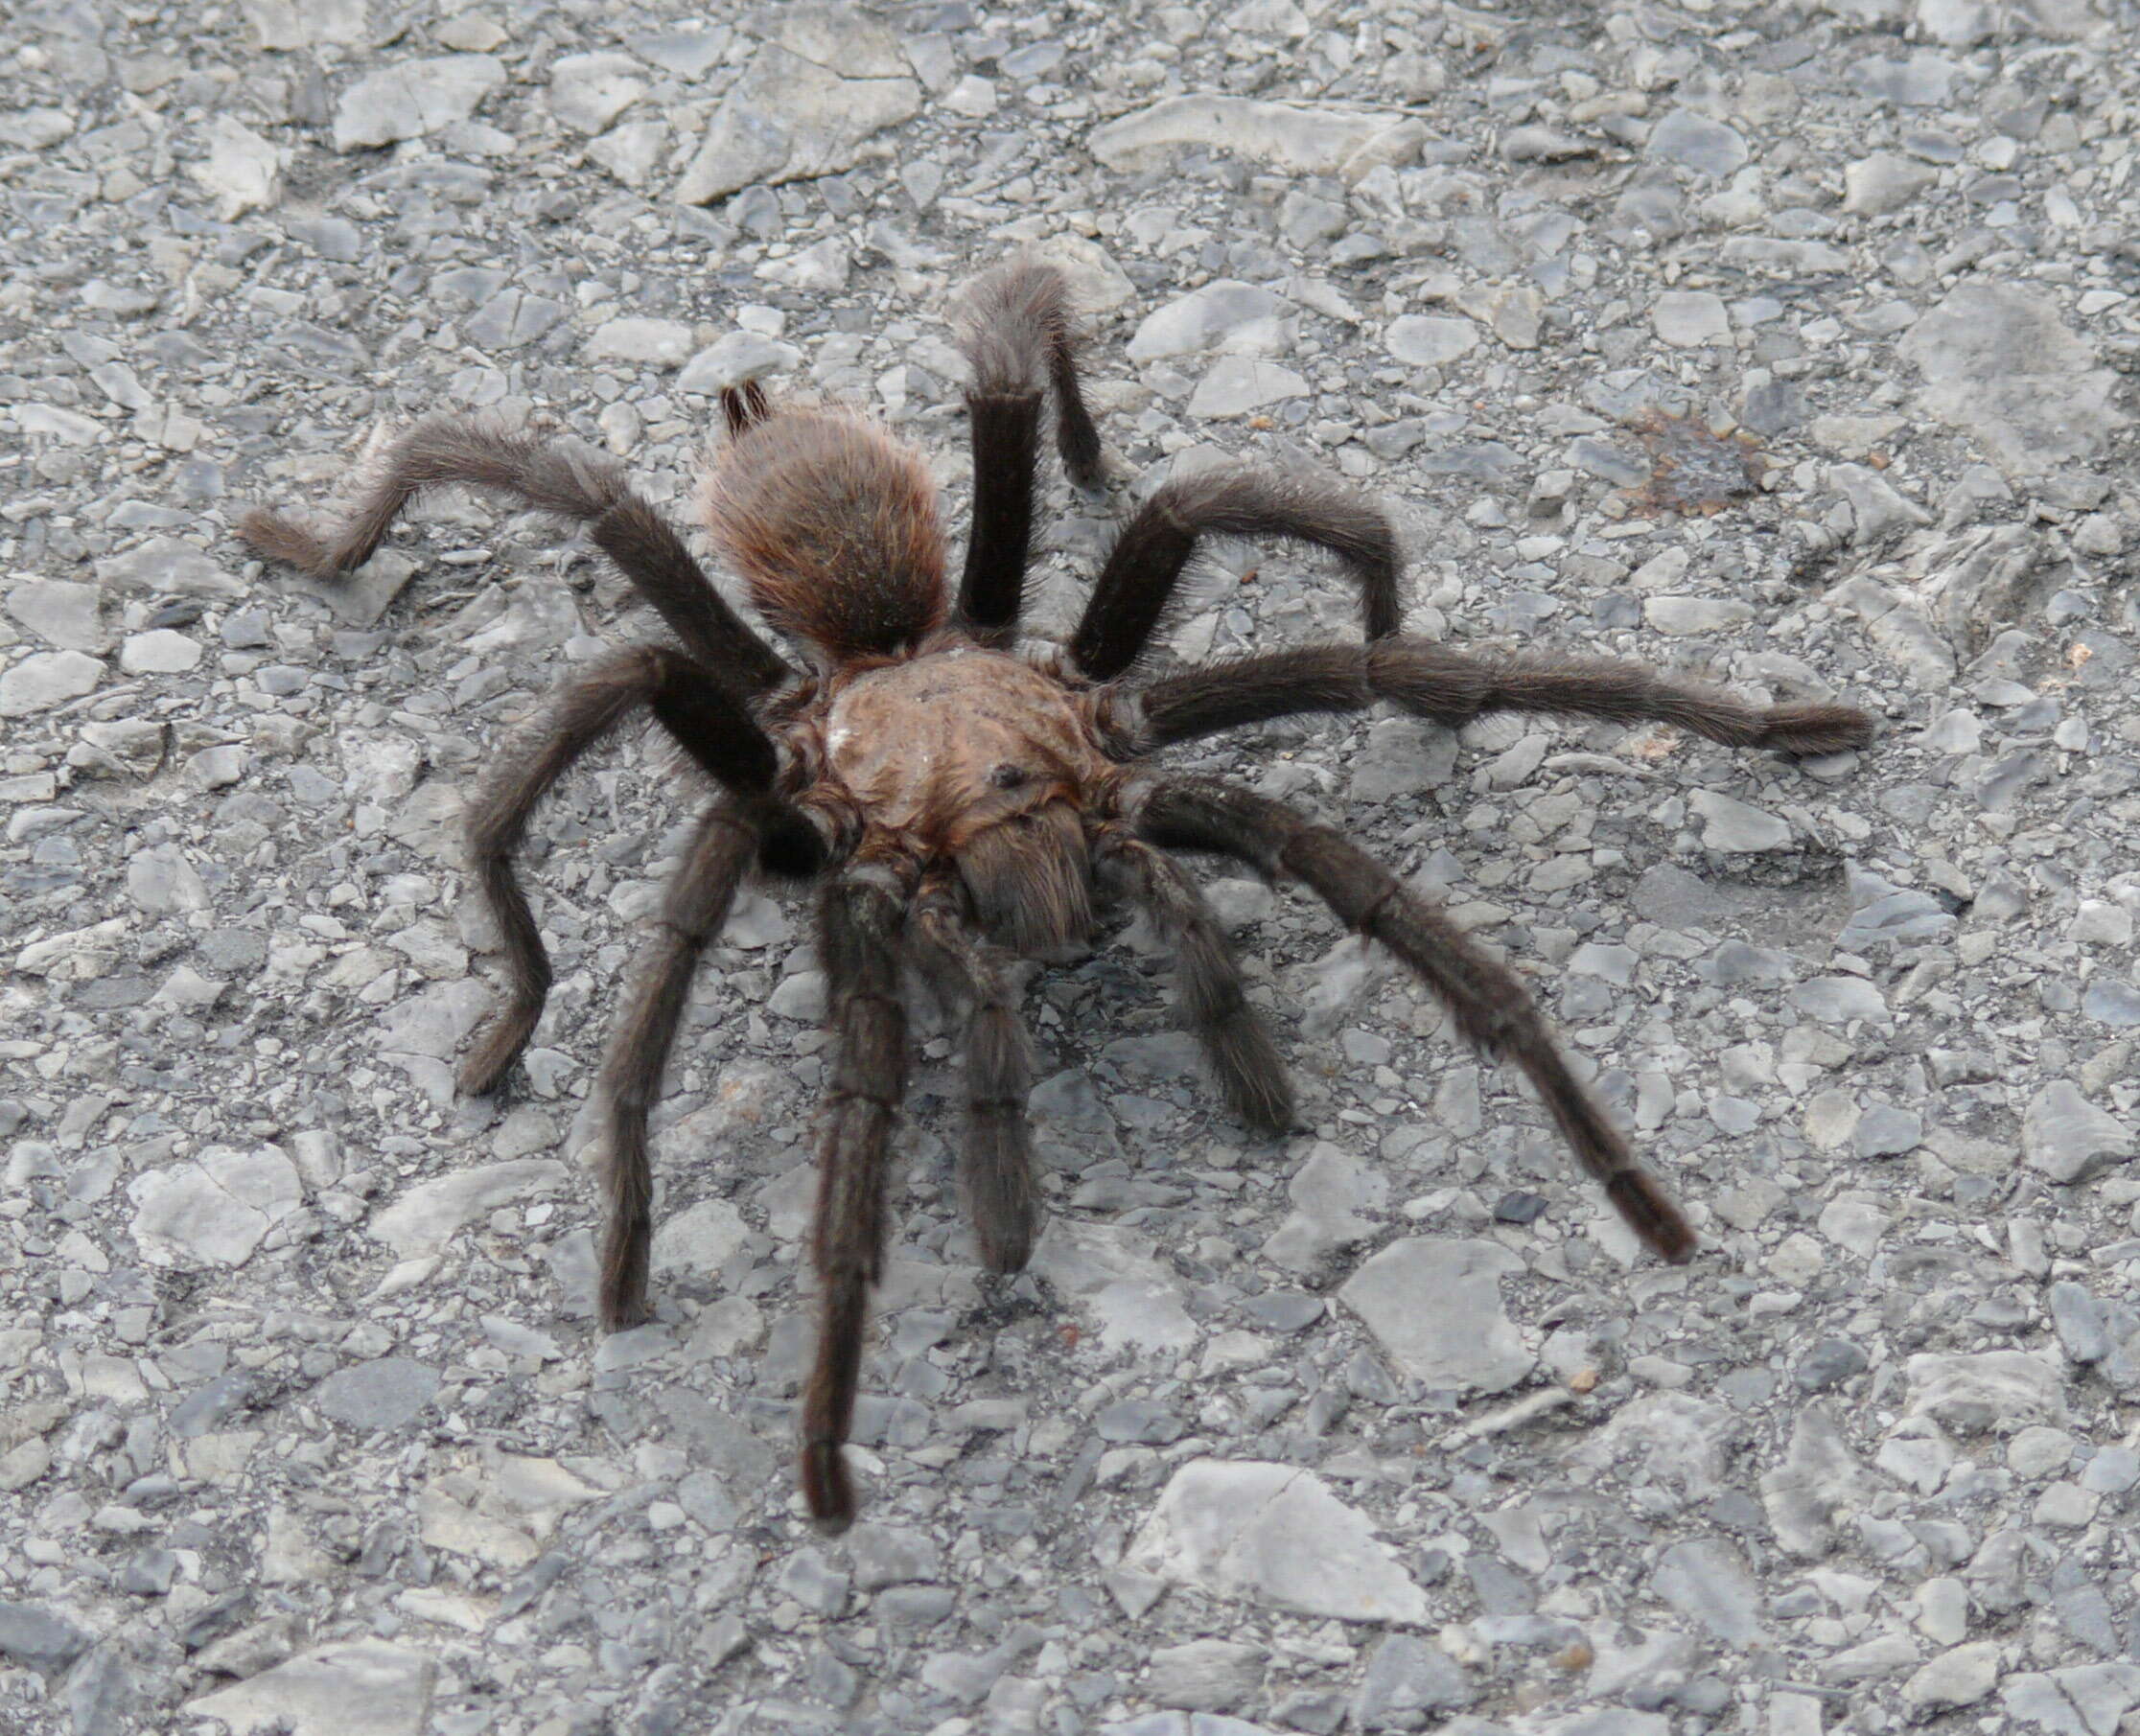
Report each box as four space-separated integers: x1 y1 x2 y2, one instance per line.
1606 1169 1697 1264
1758 702 1875 756
802 1442 856 1535
457 1003 542 1098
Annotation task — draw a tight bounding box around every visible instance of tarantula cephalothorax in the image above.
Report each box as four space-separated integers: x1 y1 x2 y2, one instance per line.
243 261 1874 1532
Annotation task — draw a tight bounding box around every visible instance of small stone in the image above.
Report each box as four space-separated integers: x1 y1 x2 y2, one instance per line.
1901 1641 2002 1714
6 580 108 653
674 19 921 205
1146 1639 1264 1711
1845 151 1939 215
1385 315 1478 367
1128 281 1293 360
1090 96 1422 178
547 52 645 134
1187 357 1308 418
119 629 203 675
313 1358 443 1431
1644 595 1755 635
333 56 507 151
1831 463 1932 544
1899 284 2128 476
677 332 801 394
0 649 104 716
368 1159 569 1260
1126 1459 1428 1623
186 1640 437 1736
1352 1634 1473 1725
1653 291 1731 346
1796 1338 1871 1393
1339 1238 1530 1393
1651 1538 1765 1645
1854 1104 1923 1158
1906 1351 2067 1433
1688 790 1791 851
0 1602 92 1672
190 115 284 220
585 318 695 368
1647 108 1750 178
2022 1081 2133 1184
1791 977 1891 1026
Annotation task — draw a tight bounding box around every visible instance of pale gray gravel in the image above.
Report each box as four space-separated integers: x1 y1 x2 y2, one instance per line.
5 1 2140 1734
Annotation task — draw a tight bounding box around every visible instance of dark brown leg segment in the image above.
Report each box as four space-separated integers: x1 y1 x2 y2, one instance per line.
596 804 760 1331
458 645 806 1097
909 868 1039 1274
1114 639 1874 758
1130 777 1696 1264
801 867 912 1534
1069 470 1402 682
954 262 1105 646
241 415 792 689
1094 829 1293 1133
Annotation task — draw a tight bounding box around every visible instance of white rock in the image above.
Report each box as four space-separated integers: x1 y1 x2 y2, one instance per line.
586 120 669 188
674 13 921 205
1128 281 1294 360
191 116 284 220
129 1146 304 1269
585 318 695 368
1688 789 1791 851
1906 1351 2068 1434
548 52 645 134
1030 1219 1197 1352
1898 283 2128 475
677 332 802 394
1261 1144 1387 1271
756 237 850 294
334 56 508 152
242 0 366 49
1187 357 1308 418
1653 290 1731 346
1091 96 1423 181
0 649 104 716
1339 1238 1531 1392
119 629 203 675
651 1198 751 1279
1901 1641 2003 1714
188 1640 436 1736
2021 1081 2134 1183
369 1158 570 1260
1127 1459 1428 1623
1385 314 1478 366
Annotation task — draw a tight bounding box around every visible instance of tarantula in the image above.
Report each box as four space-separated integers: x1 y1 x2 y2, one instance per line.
242 261 1873 1532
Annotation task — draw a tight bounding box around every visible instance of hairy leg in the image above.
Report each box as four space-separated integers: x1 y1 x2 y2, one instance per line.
954 262 1105 645
459 644 814 1096
1105 639 1874 758
1128 776 1695 1263
1069 469 1401 682
1093 828 1293 1133
241 415 791 688
596 803 760 1331
801 864 913 1534
908 868 1039 1273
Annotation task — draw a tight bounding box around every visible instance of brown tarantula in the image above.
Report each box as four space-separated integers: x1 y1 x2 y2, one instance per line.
242 261 1873 1532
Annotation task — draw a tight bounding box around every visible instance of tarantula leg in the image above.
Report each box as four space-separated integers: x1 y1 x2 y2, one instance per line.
1110 639 1875 758
720 380 771 437
1069 468 1402 682
1093 828 1293 1134
1129 776 1696 1264
458 645 806 1096
802 866 914 1533
953 262 1104 646
595 803 760 1331
909 869 1039 1274
241 415 791 688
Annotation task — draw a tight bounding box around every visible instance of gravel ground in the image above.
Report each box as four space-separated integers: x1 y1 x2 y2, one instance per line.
6 2 2140 1733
